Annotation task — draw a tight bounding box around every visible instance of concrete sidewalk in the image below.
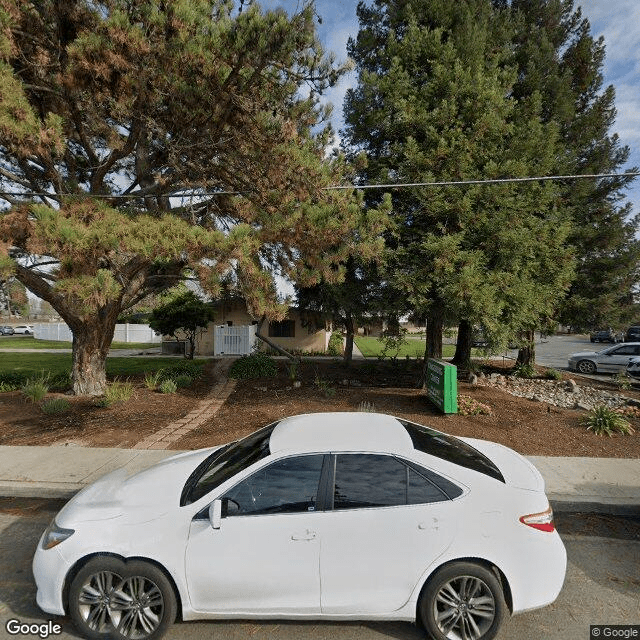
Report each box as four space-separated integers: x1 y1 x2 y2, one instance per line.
0 444 637 515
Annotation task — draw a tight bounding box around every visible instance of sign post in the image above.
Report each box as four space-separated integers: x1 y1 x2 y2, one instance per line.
426 359 458 414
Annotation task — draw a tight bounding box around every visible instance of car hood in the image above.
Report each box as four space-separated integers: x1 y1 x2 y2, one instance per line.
459 437 545 492
55 447 220 527
568 350 601 359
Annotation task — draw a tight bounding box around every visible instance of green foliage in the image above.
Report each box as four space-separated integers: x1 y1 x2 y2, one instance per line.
21 373 49 403
287 361 299 381
41 398 71 414
95 380 134 407
314 374 336 398
379 327 408 360
149 290 213 359
613 372 632 391
582 405 635 437
0 371 28 391
158 361 204 381
327 331 344 356
544 369 563 381
513 363 536 379
173 374 193 388
228 353 278 380
159 379 178 394
144 370 163 390
458 395 492 416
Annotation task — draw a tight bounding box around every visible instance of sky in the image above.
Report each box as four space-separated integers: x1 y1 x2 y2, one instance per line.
263 0 640 215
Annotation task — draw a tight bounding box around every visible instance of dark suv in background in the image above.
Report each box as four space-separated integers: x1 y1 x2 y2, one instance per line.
625 326 640 342
590 329 620 343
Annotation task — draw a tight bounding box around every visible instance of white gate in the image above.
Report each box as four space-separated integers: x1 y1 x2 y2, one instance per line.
214 325 257 356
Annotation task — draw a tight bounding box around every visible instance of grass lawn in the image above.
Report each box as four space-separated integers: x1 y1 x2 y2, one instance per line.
354 336 483 359
0 353 205 378
0 336 158 350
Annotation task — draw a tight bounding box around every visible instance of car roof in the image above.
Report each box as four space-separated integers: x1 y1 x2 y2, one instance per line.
269 412 414 455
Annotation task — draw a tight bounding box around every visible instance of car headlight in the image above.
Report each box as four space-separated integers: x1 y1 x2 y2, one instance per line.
41 520 75 550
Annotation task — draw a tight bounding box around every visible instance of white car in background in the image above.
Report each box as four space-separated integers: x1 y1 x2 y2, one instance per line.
568 342 640 374
13 324 34 334
33 413 566 640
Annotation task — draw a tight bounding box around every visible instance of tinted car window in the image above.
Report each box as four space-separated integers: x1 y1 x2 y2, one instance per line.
333 454 452 510
611 345 638 356
400 420 505 483
180 422 278 506
223 454 324 516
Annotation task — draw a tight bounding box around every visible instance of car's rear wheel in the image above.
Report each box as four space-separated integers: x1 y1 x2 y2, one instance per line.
69 558 176 640
576 359 596 375
419 562 506 640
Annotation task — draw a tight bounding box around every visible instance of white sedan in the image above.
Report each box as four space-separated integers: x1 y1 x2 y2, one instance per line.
33 413 566 640
568 342 640 374
13 324 34 334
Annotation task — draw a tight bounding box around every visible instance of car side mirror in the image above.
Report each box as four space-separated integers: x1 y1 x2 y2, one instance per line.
209 500 222 530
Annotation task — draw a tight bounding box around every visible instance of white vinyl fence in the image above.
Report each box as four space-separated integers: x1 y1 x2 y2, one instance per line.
33 323 161 344
214 324 257 356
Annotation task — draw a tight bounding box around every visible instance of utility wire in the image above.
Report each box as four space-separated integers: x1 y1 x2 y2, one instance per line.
0 171 638 200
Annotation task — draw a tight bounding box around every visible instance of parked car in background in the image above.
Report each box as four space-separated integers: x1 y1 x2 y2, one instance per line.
33 413 566 640
0 325 15 335
568 343 640 374
626 357 640 380
13 324 33 334
625 326 640 342
589 329 619 343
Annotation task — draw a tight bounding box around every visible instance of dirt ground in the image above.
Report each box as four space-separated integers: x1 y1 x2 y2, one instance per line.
1 358 639 458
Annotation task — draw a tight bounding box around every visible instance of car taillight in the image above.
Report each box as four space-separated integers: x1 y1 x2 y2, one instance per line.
519 506 555 532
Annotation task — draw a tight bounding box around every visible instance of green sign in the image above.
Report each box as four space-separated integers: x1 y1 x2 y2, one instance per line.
426 359 458 414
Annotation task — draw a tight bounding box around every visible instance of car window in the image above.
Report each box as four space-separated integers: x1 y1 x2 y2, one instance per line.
611 346 637 356
222 454 324 516
180 422 278 506
333 454 451 510
399 420 505 483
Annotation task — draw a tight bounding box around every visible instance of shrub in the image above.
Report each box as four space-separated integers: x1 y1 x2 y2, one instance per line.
95 379 134 407
144 370 164 390
159 361 204 380
228 353 277 379
458 395 492 416
613 372 632 391
582 405 635 437
544 368 563 381
174 374 193 388
159 379 178 394
0 371 29 392
327 331 344 356
49 371 72 392
314 374 336 398
41 398 71 414
22 373 50 403
513 363 536 379
287 361 299 381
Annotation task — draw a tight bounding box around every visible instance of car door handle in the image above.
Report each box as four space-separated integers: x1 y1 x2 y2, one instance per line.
291 529 316 541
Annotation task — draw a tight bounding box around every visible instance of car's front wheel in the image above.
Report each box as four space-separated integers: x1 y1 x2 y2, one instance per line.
69 557 176 640
576 359 597 375
419 561 506 640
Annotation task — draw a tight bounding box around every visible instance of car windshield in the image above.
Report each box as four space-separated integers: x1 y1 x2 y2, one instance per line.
180 422 278 506
399 419 505 483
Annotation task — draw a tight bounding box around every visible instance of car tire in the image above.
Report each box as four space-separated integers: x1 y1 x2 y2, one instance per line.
576 359 597 375
419 561 506 640
69 558 176 640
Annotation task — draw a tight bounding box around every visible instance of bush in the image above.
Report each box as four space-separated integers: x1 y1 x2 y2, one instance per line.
174 374 193 388
513 363 536 379
0 371 29 392
314 374 336 398
229 353 277 379
41 398 71 414
95 379 134 407
22 373 49 403
159 379 178 394
144 370 164 390
159 361 204 380
544 368 563 380
48 371 72 391
613 372 632 391
458 395 492 416
327 331 344 356
582 405 635 437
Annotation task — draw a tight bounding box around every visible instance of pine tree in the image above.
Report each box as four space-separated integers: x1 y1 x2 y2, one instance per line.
0 0 381 395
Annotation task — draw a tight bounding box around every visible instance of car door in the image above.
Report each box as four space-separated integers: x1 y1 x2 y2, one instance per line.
317 453 459 614
598 344 640 372
185 454 325 614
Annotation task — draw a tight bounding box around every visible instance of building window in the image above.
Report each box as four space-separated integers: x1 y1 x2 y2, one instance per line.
268 320 295 338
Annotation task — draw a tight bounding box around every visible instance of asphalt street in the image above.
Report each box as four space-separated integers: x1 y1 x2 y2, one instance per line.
0 498 638 640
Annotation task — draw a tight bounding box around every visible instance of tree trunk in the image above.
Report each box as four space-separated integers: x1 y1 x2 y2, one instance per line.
516 330 536 367
71 320 117 396
452 319 472 367
343 314 354 366
424 307 443 360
